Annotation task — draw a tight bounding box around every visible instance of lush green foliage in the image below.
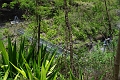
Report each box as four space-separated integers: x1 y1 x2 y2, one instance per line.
0 0 120 80
0 37 59 80
2 0 118 43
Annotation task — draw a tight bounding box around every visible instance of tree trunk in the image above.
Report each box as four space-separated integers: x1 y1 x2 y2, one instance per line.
114 31 120 80
37 15 41 53
36 0 41 54
69 0 73 5
118 0 120 5
64 0 74 72
104 0 112 38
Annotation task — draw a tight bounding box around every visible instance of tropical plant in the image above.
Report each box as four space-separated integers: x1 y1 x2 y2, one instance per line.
0 37 58 80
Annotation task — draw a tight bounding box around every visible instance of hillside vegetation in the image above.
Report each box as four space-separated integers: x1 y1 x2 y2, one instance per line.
0 0 120 80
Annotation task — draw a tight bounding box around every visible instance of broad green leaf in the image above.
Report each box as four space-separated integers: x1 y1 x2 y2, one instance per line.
10 62 27 78
12 41 17 67
25 63 33 80
38 48 41 68
0 40 9 65
33 60 41 79
26 44 35 63
8 37 14 77
22 54 33 80
18 37 25 65
2 3 8 8
22 54 38 80
8 37 12 63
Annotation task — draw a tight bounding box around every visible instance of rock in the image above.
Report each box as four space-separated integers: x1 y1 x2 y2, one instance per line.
93 34 106 42
117 10 120 16
73 40 80 44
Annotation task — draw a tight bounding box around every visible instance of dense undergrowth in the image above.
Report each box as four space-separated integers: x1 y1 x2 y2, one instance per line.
0 0 120 80
0 37 116 80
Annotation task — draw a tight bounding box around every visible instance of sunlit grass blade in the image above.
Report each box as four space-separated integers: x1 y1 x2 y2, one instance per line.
3 68 9 80
46 51 56 73
47 64 56 76
14 73 19 80
41 64 47 80
47 68 60 80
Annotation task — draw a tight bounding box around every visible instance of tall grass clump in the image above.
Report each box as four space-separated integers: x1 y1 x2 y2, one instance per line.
0 37 59 80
